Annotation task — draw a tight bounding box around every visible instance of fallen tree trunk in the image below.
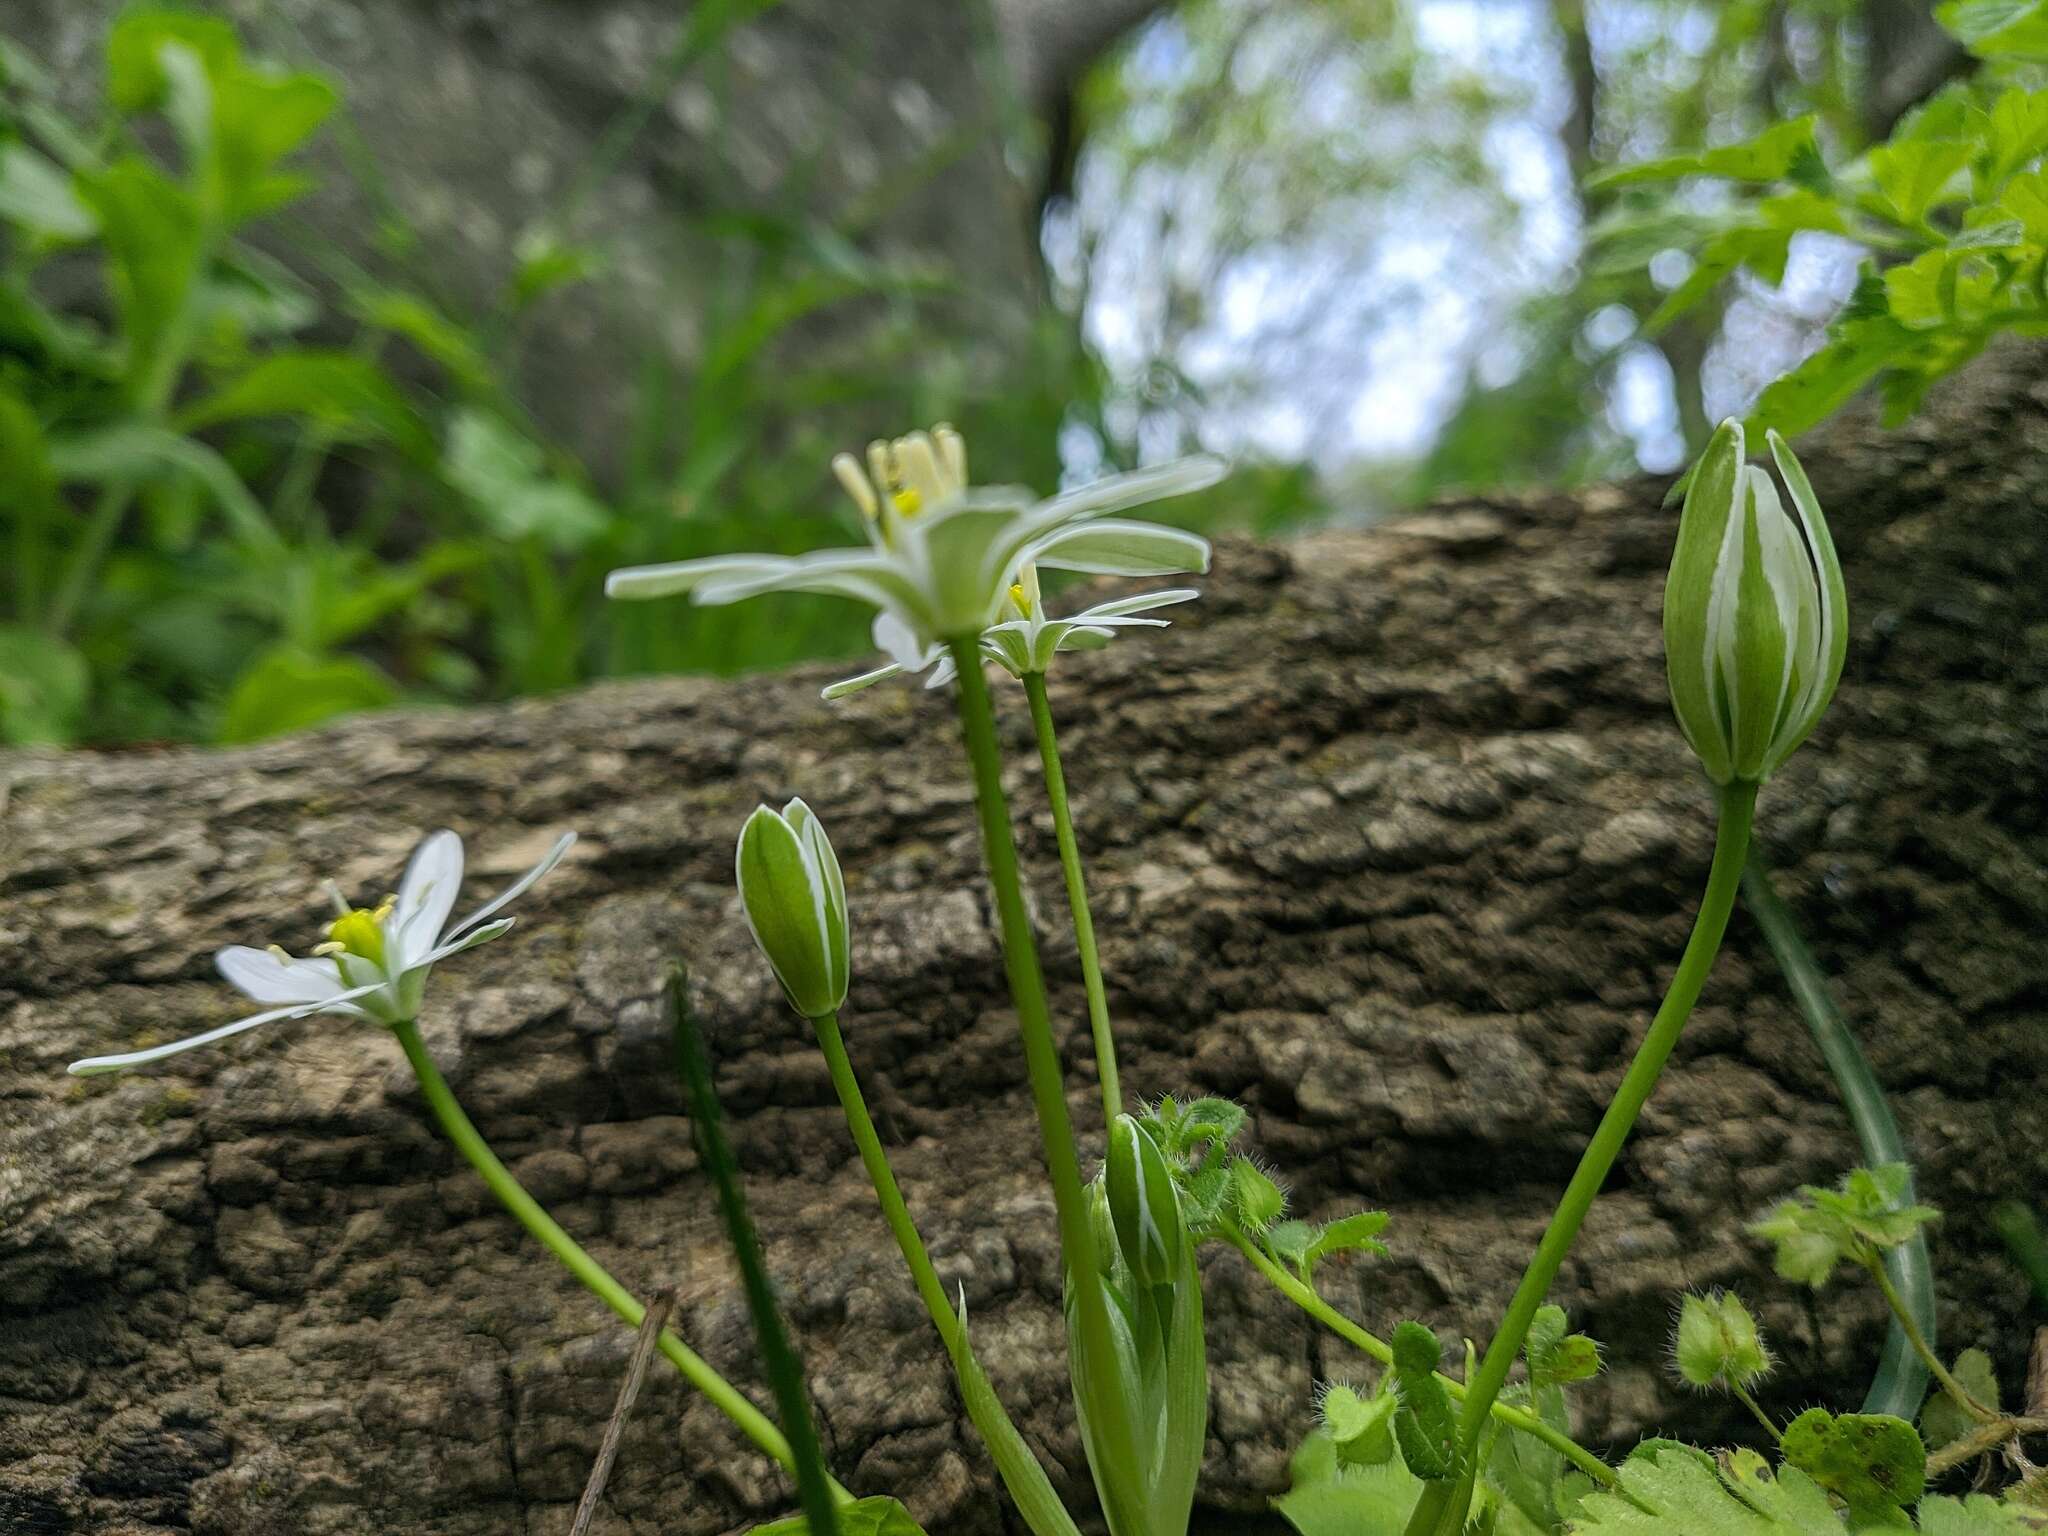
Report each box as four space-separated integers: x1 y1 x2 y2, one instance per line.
3 351 2045 1534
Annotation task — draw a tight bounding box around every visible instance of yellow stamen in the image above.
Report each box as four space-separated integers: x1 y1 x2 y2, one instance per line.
1009 582 1032 615
323 894 396 969
934 423 966 487
891 486 922 516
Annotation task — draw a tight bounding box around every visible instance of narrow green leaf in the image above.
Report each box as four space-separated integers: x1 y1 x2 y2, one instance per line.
216 645 396 743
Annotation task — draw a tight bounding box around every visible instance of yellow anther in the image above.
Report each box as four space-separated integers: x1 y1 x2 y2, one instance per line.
1008 582 1032 615
891 486 922 516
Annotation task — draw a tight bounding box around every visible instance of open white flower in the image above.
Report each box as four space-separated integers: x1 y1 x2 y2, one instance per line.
604 424 1221 654
823 564 1202 699
68 829 576 1075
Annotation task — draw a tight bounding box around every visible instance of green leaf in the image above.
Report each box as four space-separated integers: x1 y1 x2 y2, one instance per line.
176 349 428 455
1591 118 1823 190
1914 1492 2048 1533
1527 1304 1603 1388
1321 1384 1399 1468
1869 138 1975 224
74 157 204 371
1778 1409 1924 1527
1744 317 1920 443
48 423 276 551
0 142 96 240
945 1296 1086 1536
1919 1349 2000 1453
1568 1445 1840 1534
107 11 240 116
216 645 396 743
351 286 495 393
1938 0 2048 60
1980 89 2048 187
0 625 89 745
2001 169 2048 240
748 1495 927 1536
1268 1219 1316 1270
1274 1430 1424 1535
1304 1211 1392 1277
443 408 611 552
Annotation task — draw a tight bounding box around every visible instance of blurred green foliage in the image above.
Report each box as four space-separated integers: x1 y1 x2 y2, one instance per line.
1594 1 2048 459
0 8 1198 746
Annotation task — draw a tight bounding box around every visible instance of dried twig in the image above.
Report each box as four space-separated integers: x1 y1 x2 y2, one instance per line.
569 1285 683 1536
2028 1326 2048 1422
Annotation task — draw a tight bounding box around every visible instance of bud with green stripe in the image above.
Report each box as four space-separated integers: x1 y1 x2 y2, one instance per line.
736 798 849 1020
1665 420 1847 785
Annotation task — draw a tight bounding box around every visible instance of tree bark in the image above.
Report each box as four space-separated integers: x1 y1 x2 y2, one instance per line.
3 347 2046 1534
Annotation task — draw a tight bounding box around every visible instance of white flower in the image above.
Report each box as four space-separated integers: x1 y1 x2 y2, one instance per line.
604 424 1221 654
68 830 576 1075
822 564 1202 699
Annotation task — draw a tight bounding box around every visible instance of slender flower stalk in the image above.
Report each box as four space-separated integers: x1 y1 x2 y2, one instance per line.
1404 782 1757 1536
946 637 1146 1528
1022 672 1119 1136
393 1019 849 1498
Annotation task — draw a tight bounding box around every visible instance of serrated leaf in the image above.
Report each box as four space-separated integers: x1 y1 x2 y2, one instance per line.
1305 1211 1392 1277
1915 1492 2048 1533
1592 117 1822 190
1778 1409 1924 1527
1870 138 1975 224
1919 1349 2000 1452
1981 89 2048 186
1322 1384 1399 1468
1274 1430 1424 1534
1568 1445 1840 1534
1938 0 2048 60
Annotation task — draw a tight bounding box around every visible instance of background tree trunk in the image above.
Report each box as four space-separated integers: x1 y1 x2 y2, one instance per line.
4 346 2046 1534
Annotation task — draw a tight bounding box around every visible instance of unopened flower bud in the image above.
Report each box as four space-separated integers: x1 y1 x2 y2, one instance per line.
1674 1289 1771 1389
1664 421 1847 785
1105 1114 1187 1286
735 798 849 1019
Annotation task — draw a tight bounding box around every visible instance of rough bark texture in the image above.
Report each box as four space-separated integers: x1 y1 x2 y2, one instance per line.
4 350 2047 1535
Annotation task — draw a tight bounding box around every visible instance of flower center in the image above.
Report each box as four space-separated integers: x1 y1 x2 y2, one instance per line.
314 895 396 970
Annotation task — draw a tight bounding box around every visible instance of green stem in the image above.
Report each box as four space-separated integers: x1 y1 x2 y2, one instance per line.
389 1019 849 1499
945 639 1143 1507
1021 671 1120 1136
670 972 840 1536
1742 849 1933 1420
812 1011 962 1342
45 480 138 639
1223 1229 1620 1491
1407 781 1757 1536
1870 1261 1996 1422
1730 1382 1782 1442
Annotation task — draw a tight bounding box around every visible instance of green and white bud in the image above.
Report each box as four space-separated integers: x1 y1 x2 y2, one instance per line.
1104 1114 1188 1287
1674 1289 1772 1389
1664 421 1847 785
735 798 849 1019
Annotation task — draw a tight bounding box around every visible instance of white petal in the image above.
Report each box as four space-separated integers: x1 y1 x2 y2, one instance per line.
67 984 386 1075
216 945 346 1005
606 555 793 600
446 832 575 941
1071 587 1201 621
1031 457 1226 525
392 829 465 968
873 611 936 672
1031 519 1212 577
924 655 960 689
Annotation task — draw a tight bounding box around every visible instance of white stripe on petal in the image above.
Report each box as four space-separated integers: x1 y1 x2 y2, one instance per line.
447 832 575 942
67 983 387 1075
216 945 346 1005
393 830 464 969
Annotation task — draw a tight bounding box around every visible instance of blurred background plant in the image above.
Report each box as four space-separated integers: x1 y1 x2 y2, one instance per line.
2 0 2042 746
